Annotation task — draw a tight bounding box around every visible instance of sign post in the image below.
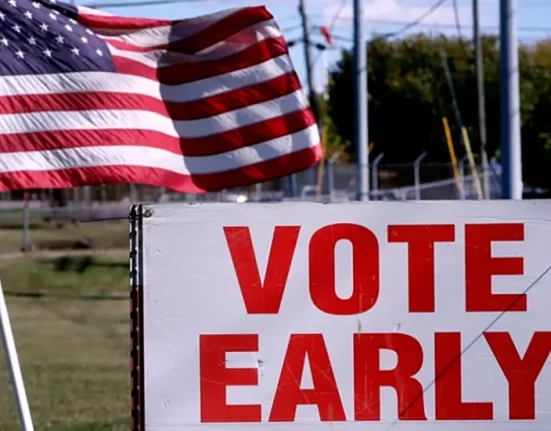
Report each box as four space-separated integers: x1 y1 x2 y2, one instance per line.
0 277 34 431
131 201 551 430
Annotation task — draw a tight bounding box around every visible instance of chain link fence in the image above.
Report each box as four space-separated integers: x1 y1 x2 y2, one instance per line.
0 157 509 222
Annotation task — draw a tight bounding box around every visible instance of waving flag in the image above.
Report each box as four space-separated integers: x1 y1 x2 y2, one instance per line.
0 1 321 192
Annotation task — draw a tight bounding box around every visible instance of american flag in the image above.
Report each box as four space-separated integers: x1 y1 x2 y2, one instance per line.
0 1 321 192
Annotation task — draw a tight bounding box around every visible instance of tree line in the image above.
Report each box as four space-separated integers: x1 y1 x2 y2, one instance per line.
327 34 551 191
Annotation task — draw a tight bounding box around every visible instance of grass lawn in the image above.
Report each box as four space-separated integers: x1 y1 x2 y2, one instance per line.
0 222 128 254
0 255 129 297
0 255 131 430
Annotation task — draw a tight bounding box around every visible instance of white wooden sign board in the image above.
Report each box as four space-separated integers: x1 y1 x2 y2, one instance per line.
130 201 551 431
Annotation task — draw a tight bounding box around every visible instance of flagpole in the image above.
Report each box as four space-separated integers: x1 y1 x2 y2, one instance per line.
0 277 34 431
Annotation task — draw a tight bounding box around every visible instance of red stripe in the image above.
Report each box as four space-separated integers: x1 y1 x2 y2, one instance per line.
78 13 172 31
105 9 274 53
0 72 302 119
112 37 288 85
0 109 316 157
0 145 321 193
168 7 273 55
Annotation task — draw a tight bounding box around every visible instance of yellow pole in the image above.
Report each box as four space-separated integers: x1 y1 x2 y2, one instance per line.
442 117 463 195
461 126 484 200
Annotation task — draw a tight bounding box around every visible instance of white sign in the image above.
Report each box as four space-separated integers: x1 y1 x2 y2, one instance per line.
135 201 551 430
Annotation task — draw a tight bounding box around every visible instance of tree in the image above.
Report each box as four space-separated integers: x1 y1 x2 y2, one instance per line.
327 34 551 189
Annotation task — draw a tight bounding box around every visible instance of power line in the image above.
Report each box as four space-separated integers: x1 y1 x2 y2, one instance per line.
312 0 348 67
310 16 551 34
374 0 449 40
451 0 464 40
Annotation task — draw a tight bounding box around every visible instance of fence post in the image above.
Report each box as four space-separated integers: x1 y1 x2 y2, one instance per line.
327 151 342 202
22 193 30 253
414 152 427 200
371 153 384 200
458 155 468 200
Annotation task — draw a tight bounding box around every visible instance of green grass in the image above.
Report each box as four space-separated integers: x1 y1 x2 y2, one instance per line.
0 255 129 297
0 222 128 254
0 254 131 429
0 297 129 430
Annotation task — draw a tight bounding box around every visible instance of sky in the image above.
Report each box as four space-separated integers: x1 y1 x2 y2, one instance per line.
76 0 551 92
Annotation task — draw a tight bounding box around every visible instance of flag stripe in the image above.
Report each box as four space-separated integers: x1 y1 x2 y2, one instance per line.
78 9 172 30
0 55 294 101
163 7 273 55
105 19 281 57
0 145 321 193
0 124 318 175
0 72 302 119
0 90 308 138
111 37 288 84
0 109 316 157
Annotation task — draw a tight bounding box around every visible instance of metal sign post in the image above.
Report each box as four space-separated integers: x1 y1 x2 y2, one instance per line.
0 277 34 431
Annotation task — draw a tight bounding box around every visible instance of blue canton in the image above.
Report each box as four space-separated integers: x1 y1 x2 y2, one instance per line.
0 0 115 76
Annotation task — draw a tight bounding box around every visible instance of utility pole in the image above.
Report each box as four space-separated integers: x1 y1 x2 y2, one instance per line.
298 0 320 190
499 0 522 199
473 0 490 199
353 0 369 200
298 0 320 126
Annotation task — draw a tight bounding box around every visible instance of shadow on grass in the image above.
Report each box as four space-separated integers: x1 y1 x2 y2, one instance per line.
54 256 127 274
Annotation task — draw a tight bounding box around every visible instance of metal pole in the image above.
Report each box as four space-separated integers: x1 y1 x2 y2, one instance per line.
321 48 329 100
129 184 137 202
0 278 34 431
459 155 468 200
298 0 321 188
473 0 490 199
327 162 335 201
371 153 384 200
327 151 341 201
22 193 30 253
414 152 427 200
499 0 522 199
353 0 369 201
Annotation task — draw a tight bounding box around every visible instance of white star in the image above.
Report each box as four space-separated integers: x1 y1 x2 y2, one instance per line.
53 9 59 15
0 38 8 47
49 12 56 20
96 48 102 56
65 24 72 32
32 1 40 7
24 11 32 19
71 47 79 56
49 0 56 3
8 0 16 7
0 12 5 21
15 49 24 59
55 35 64 44
28 37 36 45
86 29 93 35
43 48 52 58
80 36 88 44
69 18 76 24
40 23 48 32
12 24 21 33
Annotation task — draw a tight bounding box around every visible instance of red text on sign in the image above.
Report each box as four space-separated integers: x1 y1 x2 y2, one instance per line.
199 331 551 423
225 223 526 314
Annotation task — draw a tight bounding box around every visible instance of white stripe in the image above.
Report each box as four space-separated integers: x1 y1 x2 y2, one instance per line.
0 90 308 138
0 55 294 102
107 20 283 68
77 6 113 16
86 7 241 46
0 125 319 175
99 25 172 46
